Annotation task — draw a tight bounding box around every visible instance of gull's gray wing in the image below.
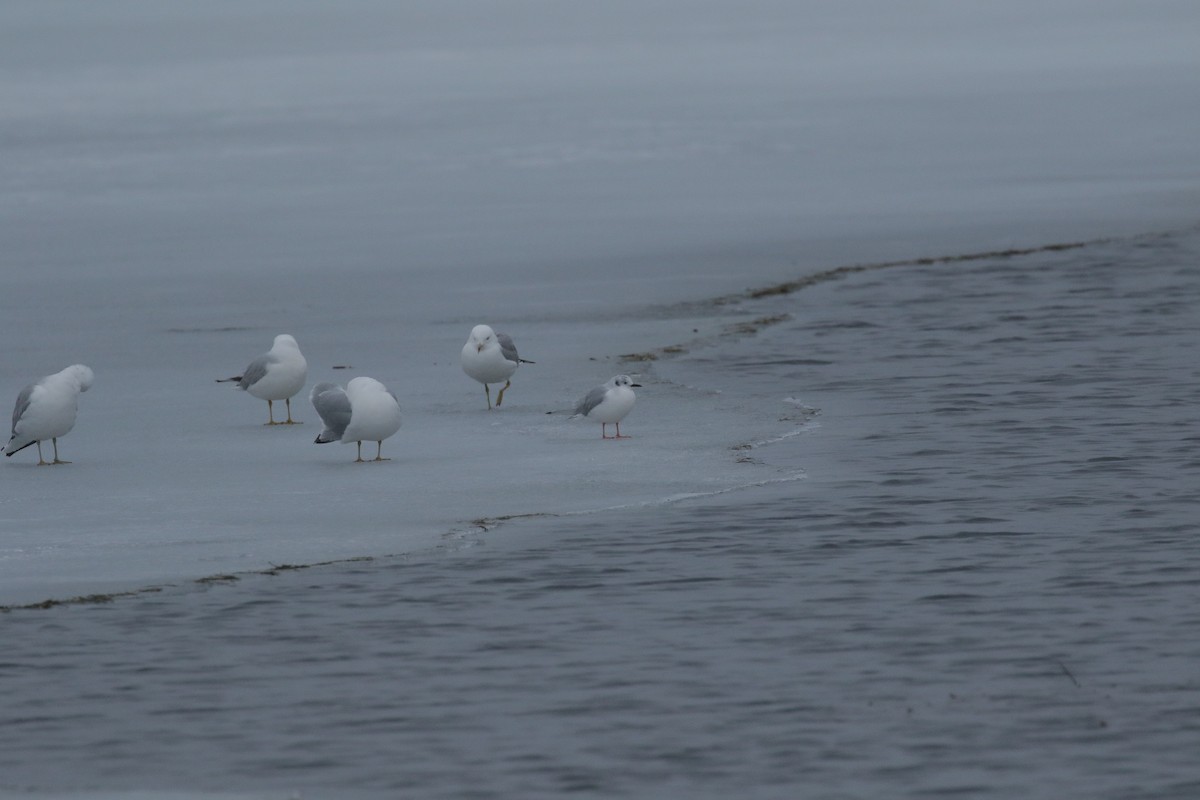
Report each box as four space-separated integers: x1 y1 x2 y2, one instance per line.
573 384 609 417
310 383 352 443
237 353 276 391
11 383 35 434
495 332 520 366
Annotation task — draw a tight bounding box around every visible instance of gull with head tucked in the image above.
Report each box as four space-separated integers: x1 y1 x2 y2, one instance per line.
461 324 532 409
311 377 402 462
217 334 307 425
5 364 94 465
571 374 642 439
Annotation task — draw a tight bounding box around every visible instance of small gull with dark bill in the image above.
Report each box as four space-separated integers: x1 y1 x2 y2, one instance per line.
311 377 402 462
5 364 95 465
217 334 308 425
571 374 641 439
461 324 533 409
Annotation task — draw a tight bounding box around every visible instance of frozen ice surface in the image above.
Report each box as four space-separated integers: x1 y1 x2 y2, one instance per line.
0 287 805 606
3 0 1200 605
0 256 813 606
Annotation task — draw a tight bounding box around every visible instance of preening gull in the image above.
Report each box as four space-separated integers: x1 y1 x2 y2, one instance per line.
571 374 641 439
217 334 308 425
311 377 402 462
5 364 94 465
461 324 532 409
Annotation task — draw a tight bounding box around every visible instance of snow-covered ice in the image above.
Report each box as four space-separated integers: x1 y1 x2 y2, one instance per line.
3 0 1200 606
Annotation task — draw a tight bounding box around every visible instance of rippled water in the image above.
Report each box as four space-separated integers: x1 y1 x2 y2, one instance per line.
3 231 1199 799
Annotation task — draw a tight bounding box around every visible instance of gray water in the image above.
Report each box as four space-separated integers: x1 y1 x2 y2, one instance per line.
2 230 1199 799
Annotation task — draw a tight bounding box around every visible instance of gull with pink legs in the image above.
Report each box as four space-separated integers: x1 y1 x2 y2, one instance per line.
571 375 641 439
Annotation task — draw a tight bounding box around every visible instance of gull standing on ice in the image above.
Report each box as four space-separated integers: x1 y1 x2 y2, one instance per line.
217 334 307 425
311 377 402 462
572 374 641 439
5 364 95 465
461 324 532 409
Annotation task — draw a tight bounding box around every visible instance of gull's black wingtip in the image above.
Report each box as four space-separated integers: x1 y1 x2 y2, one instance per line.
5 440 35 456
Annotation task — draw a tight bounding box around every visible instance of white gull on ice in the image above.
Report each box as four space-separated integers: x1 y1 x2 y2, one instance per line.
571 374 641 439
5 364 95 465
218 334 308 425
311 377 402 462
461 324 531 409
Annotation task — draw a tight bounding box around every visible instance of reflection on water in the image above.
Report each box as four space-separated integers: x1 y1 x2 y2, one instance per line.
2 231 1199 799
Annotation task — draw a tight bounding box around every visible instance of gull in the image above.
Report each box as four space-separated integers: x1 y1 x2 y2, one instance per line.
461 324 532 409
571 374 642 439
5 364 95 465
311 377 402 462
217 334 307 425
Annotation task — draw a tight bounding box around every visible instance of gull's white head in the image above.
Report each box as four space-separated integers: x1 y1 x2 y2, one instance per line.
612 374 642 389
65 364 95 392
274 334 299 350
468 324 496 354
